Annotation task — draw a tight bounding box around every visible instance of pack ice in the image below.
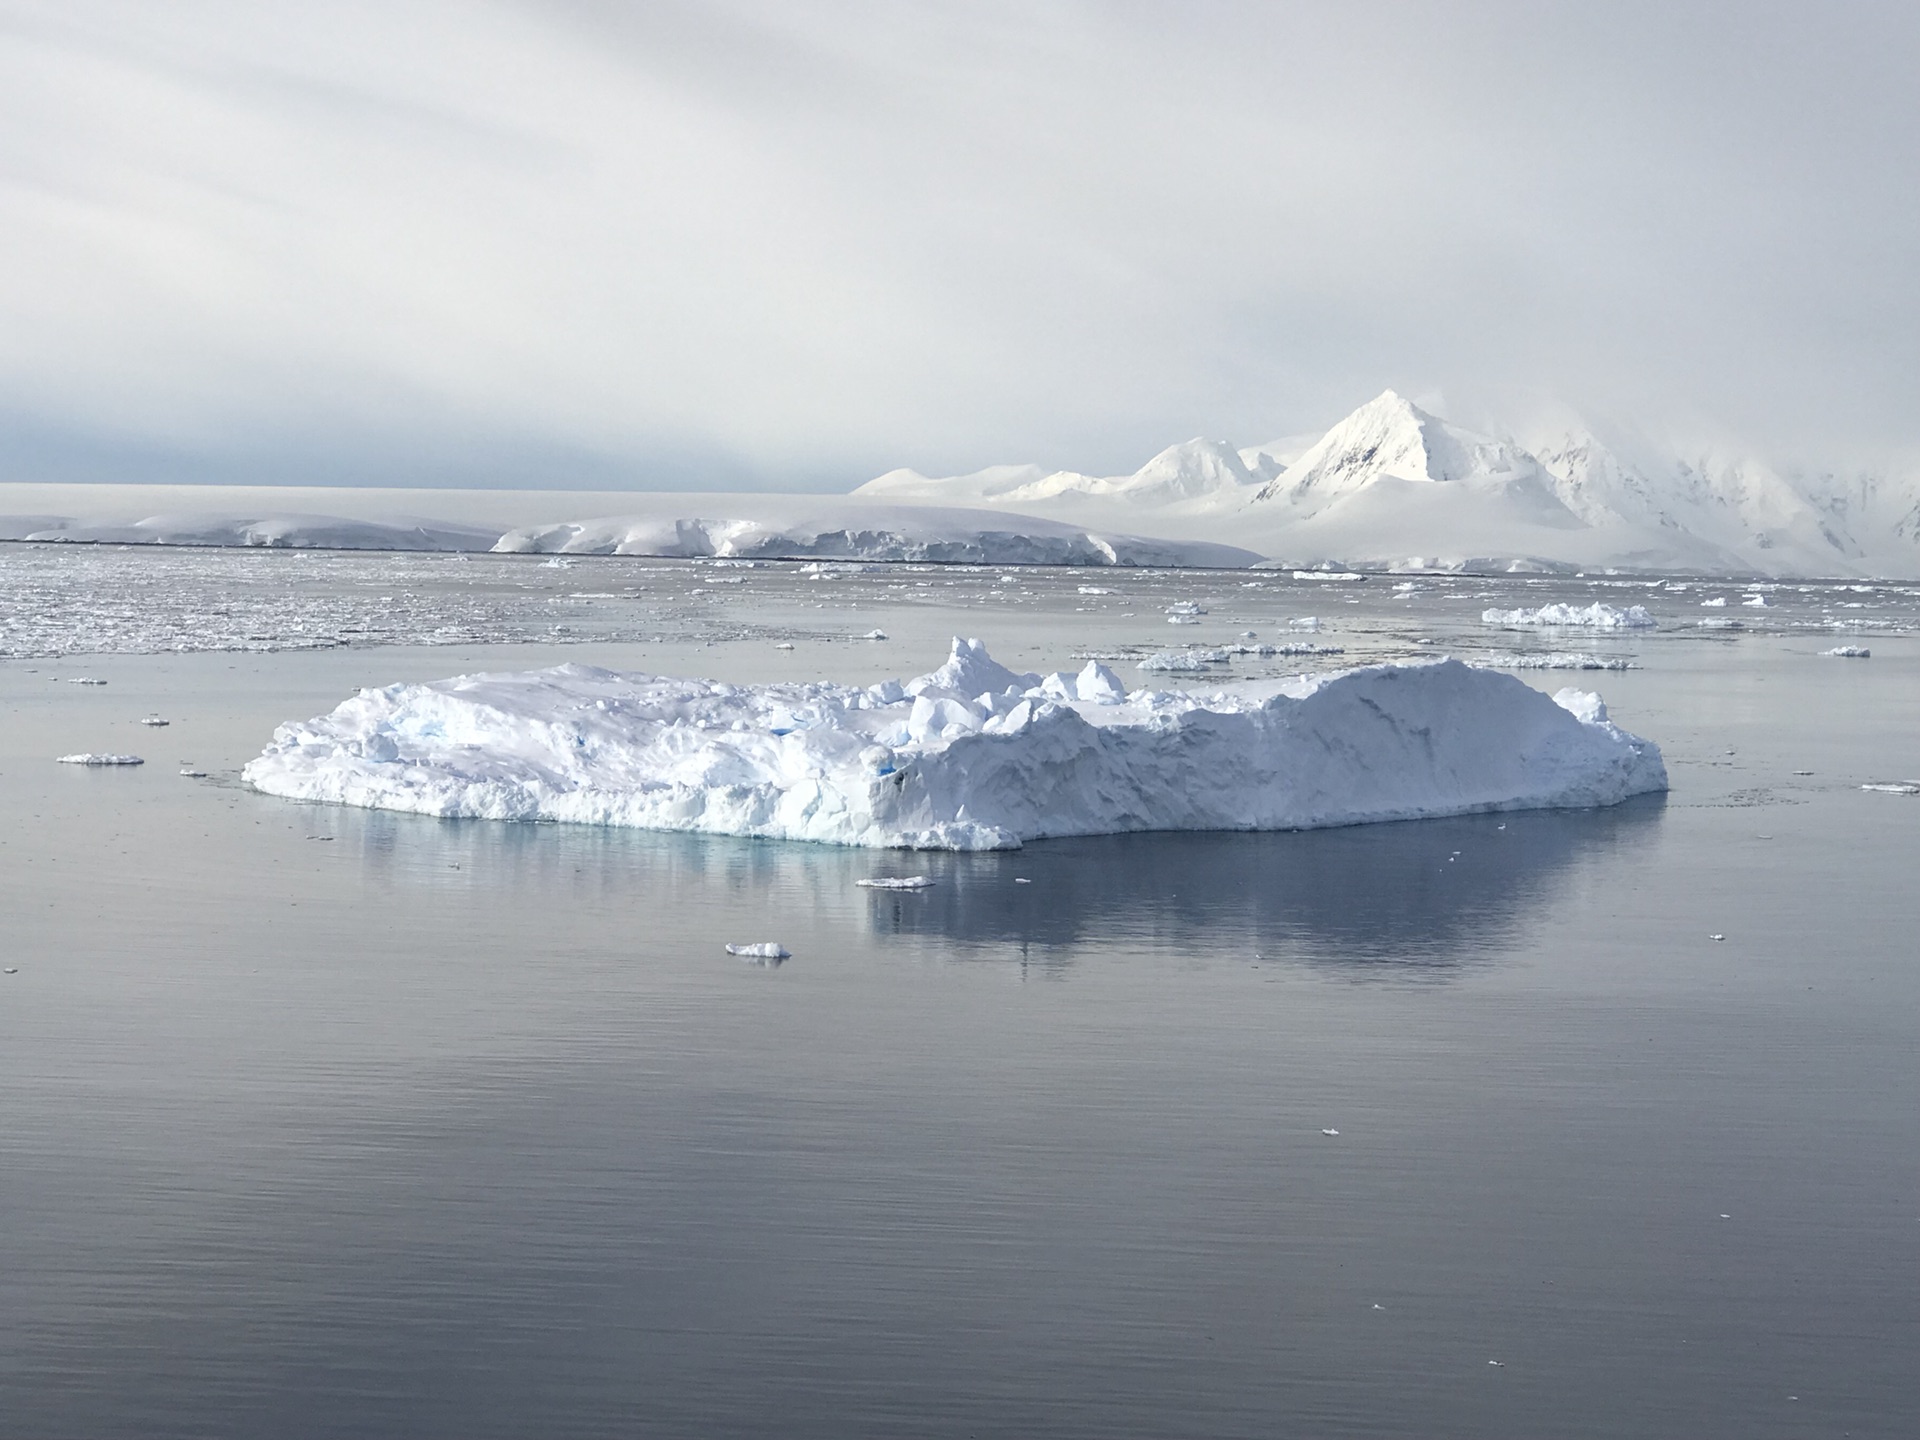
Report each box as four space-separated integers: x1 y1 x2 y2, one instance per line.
242 639 1668 850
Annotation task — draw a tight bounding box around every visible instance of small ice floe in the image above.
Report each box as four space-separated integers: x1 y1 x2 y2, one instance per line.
179 766 208 778
2 967 15 975
863 629 888 640
1479 653 1636 671
1742 594 1769 608
1482 603 1655 629
1136 648 1229 672
1710 933 1726 941
1321 1128 1340 1136
1823 646 1870 658
726 942 790 964
1697 618 1743 630
1078 585 1112 595
774 642 794 650
856 875 936 890
57 753 143 765
1861 781 1920 795
1294 571 1364 581
1013 877 1031 884
1700 596 1727 607
1288 616 1323 631
1488 1360 1504 1368
68 677 108 685
725 942 790 959
140 715 170 726
1164 601 1206 616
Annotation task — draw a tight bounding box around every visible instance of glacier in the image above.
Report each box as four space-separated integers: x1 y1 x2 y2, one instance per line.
242 638 1668 850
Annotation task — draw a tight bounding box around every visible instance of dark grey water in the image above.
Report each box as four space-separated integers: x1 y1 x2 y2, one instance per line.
2 556 1918 1437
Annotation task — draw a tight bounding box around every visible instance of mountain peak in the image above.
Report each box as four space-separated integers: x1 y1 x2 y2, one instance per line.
1252 390 1533 509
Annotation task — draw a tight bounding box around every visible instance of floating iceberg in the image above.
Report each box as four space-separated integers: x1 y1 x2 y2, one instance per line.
1823 646 1871 658
243 638 1666 850
1482 603 1656 629
58 753 144 766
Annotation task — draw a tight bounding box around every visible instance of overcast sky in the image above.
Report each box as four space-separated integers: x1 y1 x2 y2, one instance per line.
1 0 1915 490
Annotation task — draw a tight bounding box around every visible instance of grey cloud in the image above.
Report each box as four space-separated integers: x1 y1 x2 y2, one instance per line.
0 0 1915 490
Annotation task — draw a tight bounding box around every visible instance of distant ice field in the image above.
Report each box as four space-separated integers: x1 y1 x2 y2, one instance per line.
3 542 1916 663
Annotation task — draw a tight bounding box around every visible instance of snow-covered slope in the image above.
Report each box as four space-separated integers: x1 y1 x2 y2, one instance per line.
861 391 1920 576
862 437 1264 513
244 638 1668 850
4 512 503 551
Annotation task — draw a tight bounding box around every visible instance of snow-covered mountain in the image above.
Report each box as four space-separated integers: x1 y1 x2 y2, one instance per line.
855 390 1920 576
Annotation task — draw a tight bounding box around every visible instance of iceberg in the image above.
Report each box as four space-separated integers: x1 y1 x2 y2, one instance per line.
242 638 1667 850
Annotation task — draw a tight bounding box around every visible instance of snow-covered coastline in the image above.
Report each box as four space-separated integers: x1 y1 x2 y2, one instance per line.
243 638 1668 850
10 382 1920 577
0 490 1257 570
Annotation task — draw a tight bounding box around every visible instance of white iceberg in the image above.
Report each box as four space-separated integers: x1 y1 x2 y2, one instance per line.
58 753 144 765
1823 646 1871 658
1482 603 1656 629
242 638 1667 851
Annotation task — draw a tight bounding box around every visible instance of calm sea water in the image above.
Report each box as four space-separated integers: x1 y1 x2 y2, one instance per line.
2 551 1917 1437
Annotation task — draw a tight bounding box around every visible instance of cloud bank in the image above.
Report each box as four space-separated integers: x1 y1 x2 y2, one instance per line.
2 0 1916 488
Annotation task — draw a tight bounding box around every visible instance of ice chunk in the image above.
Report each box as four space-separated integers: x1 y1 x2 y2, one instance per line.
1551 688 1609 725
1074 660 1128 704
1823 646 1870 658
244 638 1669 851
1860 781 1920 795
908 636 1040 697
856 876 936 889
140 715 171 726
1482 604 1655 629
725 942 791 962
57 753 143 765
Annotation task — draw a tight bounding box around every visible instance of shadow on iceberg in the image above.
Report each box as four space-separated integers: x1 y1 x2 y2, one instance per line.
852 796 1667 973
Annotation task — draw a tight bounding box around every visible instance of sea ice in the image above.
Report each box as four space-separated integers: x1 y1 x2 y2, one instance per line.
725 942 791 959
243 637 1668 850
1823 646 1871 658
856 876 936 889
1482 603 1656 629
1480 653 1637 671
57 753 144 765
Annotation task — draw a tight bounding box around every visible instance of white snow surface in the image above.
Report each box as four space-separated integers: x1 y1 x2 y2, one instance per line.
242 637 1667 851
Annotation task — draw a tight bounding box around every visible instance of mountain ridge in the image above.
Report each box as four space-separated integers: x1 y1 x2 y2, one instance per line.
855 390 1920 576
